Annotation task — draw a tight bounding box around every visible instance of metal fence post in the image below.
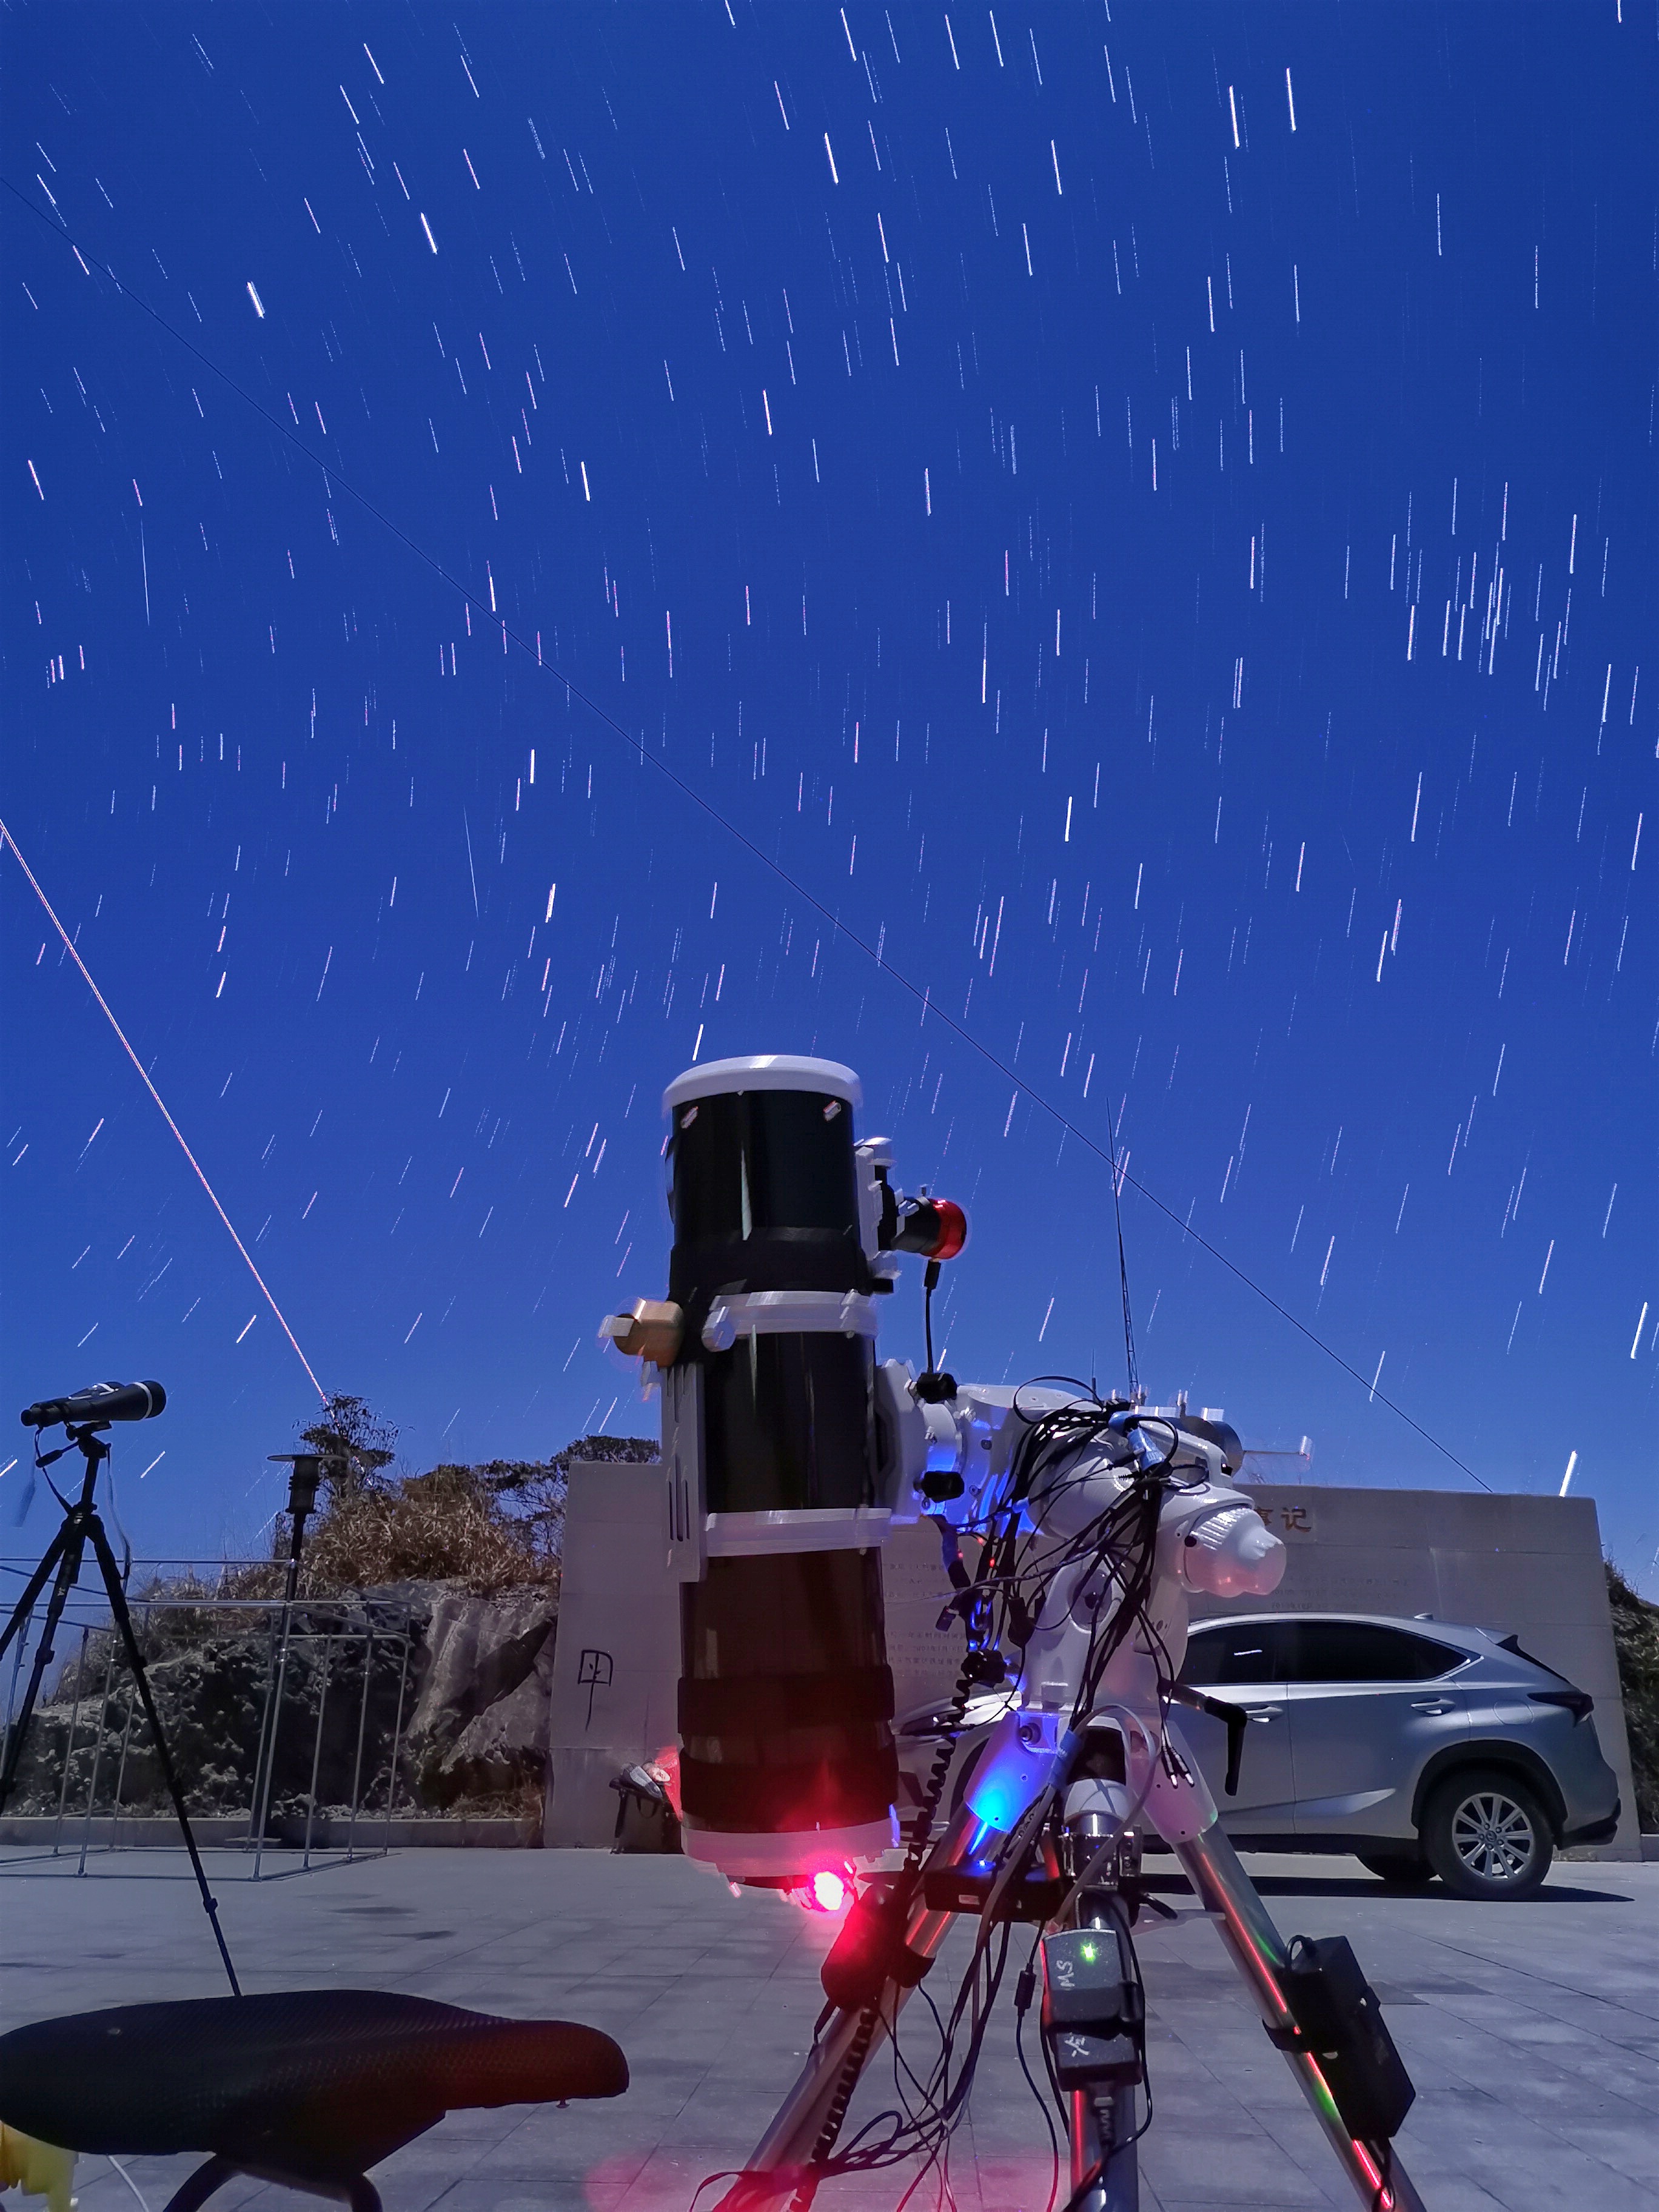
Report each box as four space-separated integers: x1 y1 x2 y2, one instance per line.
345 1618 375 1863
301 1630 336 1870
244 1594 285 1858
76 1631 119 1875
252 1597 297 1879
52 1626 90 1857
380 1617 413 1855
109 1672 139 1851
107 1606 145 1851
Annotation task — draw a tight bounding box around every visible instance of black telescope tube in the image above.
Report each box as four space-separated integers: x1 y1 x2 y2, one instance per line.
663 1068 897 1856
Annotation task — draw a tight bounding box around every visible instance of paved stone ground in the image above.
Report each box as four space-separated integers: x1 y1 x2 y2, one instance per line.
0 1846 1653 2212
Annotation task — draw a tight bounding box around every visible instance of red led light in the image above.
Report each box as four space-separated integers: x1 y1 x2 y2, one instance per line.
809 1869 849 1912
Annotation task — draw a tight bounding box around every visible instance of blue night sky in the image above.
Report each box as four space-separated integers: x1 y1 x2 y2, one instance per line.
2 6 1654 1586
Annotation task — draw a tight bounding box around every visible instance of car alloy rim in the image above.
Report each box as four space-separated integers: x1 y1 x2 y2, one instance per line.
1450 1790 1535 1881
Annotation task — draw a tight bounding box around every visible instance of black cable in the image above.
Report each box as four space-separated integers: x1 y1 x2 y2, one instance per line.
967 1390 1184 1743
1116 1903 1156 2151
812 1392 1193 2205
1057 2160 1104 2212
0 174 1490 1493
818 1879 1021 2186
796 1586 1004 2189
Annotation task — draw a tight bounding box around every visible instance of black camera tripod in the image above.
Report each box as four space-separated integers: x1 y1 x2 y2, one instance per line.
0 1420 240 1992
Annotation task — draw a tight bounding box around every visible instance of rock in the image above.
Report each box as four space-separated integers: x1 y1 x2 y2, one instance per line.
403 1585 558 1808
1 1580 560 1834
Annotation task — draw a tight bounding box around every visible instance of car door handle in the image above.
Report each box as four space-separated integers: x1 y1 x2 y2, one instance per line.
1411 1699 1453 1714
1244 1708 1278 1722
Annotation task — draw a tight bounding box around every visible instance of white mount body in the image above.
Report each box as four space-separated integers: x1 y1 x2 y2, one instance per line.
905 1385 1288 1841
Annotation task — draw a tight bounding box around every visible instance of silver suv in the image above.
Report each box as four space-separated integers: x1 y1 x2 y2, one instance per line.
1173 1612 1621 1898
894 1612 1621 1901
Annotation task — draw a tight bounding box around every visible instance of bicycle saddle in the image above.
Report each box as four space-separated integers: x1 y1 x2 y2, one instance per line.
0 1989 627 2212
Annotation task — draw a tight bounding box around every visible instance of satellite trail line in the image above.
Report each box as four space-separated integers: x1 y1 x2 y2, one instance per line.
0 817 329 1406
0 176 1487 1489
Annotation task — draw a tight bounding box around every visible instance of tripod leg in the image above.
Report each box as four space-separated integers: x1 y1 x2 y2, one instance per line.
1068 2083 1139 2212
0 1524 81 1814
0 1525 74 1666
1167 1821 1427 2212
85 1515 242 1997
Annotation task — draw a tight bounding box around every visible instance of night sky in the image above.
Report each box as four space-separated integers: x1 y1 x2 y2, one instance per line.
3 5 1654 1587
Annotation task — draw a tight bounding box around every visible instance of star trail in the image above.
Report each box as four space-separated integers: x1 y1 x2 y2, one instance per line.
2 5 1654 1580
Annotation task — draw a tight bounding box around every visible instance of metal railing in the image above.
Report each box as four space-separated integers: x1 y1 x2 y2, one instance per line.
0 1584 414 1879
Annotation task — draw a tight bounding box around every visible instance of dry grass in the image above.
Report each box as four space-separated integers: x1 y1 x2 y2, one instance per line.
297 1466 560 1594
226 1433 659 1598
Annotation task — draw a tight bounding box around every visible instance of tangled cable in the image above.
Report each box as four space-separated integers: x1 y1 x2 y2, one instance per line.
774 1382 1199 2207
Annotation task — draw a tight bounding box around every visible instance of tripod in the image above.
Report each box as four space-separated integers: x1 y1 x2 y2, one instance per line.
0 1421 240 1993
719 1720 1426 2212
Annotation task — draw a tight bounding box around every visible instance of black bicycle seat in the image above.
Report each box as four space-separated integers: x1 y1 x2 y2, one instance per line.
0 1989 627 2212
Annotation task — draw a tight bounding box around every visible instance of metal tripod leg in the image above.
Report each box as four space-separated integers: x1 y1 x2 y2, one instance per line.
82 1515 241 1995
1068 2082 1138 2212
1168 1821 1427 2212
0 1521 83 1811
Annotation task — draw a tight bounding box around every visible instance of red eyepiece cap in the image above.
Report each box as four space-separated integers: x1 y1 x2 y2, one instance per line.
887 1192 970 1260
928 1198 968 1261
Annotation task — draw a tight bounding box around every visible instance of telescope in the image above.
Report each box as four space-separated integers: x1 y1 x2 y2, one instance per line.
604 1053 1286 1892
604 1054 970 1883
21 1381 167 1429
605 1055 1428 2212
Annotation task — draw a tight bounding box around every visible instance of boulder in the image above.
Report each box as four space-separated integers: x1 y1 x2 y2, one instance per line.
1 1580 560 1834
402 1585 558 1806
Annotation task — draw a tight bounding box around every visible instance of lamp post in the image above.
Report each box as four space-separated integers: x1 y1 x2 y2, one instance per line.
266 1452 344 1601
250 1452 347 1860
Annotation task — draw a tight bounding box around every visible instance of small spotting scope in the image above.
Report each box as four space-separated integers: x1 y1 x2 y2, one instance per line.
21 1381 167 1429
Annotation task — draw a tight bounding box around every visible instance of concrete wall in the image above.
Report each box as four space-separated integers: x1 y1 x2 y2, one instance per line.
544 1463 681 1847
1200 1485 1639 1858
543 1481 965 1846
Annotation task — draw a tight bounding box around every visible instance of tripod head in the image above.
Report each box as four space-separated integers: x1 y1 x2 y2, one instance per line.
30 1420 112 1506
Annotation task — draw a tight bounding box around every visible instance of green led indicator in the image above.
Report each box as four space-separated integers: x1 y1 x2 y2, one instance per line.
1079 1942 1097 1963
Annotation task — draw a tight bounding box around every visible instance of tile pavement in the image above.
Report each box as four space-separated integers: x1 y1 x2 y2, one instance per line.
1 1847 1652 2212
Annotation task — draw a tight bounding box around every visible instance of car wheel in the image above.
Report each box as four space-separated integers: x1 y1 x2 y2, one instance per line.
1423 1768 1553 1900
1356 1850 1435 1886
